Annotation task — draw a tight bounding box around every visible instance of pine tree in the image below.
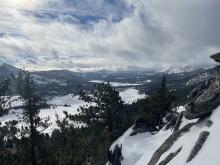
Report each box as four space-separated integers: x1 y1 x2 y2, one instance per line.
160 75 167 95
0 79 11 116
152 75 176 127
139 75 176 128
70 82 124 143
16 71 50 165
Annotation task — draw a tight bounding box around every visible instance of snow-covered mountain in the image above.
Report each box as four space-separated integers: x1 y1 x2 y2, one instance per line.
160 65 213 74
0 63 216 97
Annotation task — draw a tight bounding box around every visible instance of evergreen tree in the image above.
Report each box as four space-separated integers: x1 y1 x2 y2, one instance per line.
0 79 11 116
71 83 124 142
16 71 50 165
138 75 176 128
151 75 176 127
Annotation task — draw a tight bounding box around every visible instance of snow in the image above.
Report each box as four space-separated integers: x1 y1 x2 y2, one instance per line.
89 80 141 87
0 94 87 134
110 106 220 165
155 107 220 165
186 72 211 86
31 74 67 86
9 96 23 107
144 80 152 83
0 88 145 134
188 108 220 165
120 88 145 104
48 94 84 106
110 126 172 165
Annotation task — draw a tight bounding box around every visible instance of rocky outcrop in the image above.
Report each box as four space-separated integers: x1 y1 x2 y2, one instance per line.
185 79 220 119
210 52 220 63
206 120 213 127
130 117 157 136
164 114 178 131
172 112 183 132
158 147 182 165
186 131 210 162
147 123 195 165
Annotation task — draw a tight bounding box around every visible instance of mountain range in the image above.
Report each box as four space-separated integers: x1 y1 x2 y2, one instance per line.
0 63 216 96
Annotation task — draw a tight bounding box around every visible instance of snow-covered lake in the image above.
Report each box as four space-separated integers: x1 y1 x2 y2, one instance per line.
89 80 142 87
0 88 145 134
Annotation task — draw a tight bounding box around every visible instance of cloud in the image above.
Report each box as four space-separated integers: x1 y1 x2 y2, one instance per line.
0 0 219 71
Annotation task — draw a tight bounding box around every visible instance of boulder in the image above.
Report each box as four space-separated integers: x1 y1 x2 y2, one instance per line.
185 79 220 119
158 147 182 165
210 52 220 63
172 112 183 132
130 117 157 136
206 120 213 127
186 131 210 162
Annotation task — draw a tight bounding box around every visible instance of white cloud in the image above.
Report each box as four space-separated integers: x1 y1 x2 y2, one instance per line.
0 0 219 71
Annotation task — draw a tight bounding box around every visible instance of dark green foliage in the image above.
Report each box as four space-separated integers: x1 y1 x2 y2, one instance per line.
133 75 176 128
0 79 11 116
70 83 124 142
66 83 124 164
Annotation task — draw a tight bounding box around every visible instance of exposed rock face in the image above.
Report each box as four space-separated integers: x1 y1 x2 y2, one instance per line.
158 147 182 165
210 52 220 63
130 117 157 136
164 114 178 131
173 112 183 132
147 123 195 165
186 131 210 162
185 79 220 119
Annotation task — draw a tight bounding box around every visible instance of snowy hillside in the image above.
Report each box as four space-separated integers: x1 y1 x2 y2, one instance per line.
109 106 220 165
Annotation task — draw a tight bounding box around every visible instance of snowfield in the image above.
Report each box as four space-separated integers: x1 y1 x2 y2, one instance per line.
109 106 220 165
89 80 142 87
120 88 145 104
0 88 145 134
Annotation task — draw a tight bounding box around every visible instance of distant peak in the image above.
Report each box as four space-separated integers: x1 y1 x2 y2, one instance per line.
0 63 14 67
0 63 19 72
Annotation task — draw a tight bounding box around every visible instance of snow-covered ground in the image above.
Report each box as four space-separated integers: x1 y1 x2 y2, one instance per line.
110 127 171 165
110 106 220 165
0 88 145 134
0 95 87 134
89 80 142 87
120 88 145 104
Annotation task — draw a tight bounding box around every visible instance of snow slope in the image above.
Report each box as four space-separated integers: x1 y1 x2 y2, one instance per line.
110 127 171 165
110 106 220 165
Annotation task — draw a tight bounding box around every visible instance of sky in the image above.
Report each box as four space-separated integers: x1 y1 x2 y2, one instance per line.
0 0 220 71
